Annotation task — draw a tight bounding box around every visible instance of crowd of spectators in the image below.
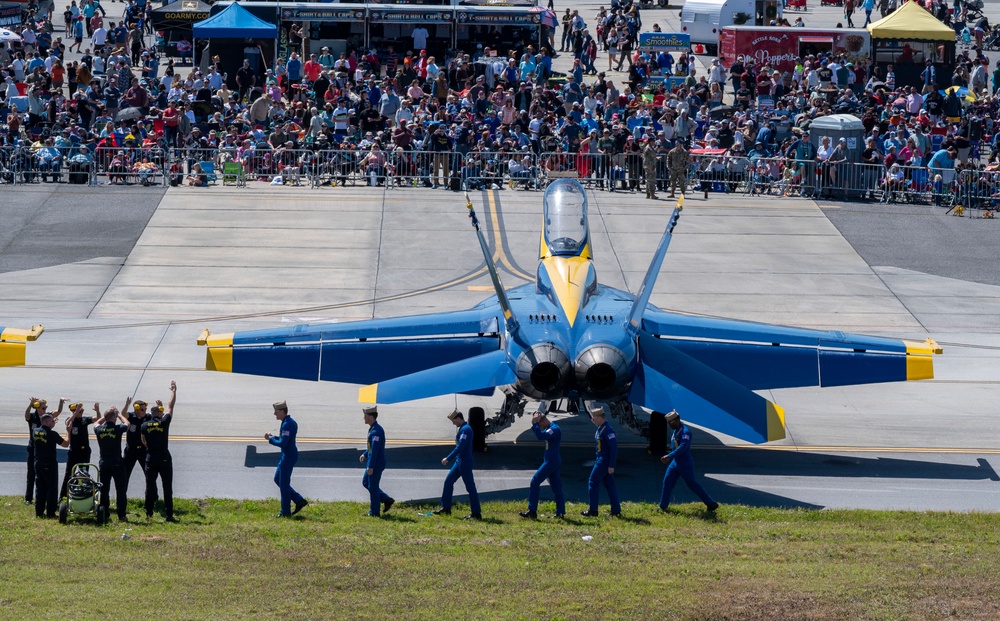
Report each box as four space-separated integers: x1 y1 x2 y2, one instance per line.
1 0 999 202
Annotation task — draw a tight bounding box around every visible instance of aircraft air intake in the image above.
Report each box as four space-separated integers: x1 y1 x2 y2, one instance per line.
575 345 632 399
515 344 572 400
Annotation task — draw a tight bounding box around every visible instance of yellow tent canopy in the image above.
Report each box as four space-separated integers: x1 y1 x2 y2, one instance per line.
867 1 957 41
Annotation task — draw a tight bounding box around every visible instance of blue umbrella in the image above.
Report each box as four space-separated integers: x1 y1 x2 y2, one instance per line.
529 7 559 29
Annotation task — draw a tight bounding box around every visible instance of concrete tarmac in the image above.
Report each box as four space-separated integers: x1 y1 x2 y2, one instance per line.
1 183 998 511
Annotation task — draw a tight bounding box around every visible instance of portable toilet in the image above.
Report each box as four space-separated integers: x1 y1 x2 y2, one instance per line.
808 114 865 163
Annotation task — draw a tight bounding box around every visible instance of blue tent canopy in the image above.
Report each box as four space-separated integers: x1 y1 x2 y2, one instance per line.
192 3 276 39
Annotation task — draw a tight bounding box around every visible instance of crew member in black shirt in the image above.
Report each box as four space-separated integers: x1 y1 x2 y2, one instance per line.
94 403 130 522
122 397 151 502
60 402 95 499
24 397 65 505
141 381 177 522
33 414 70 518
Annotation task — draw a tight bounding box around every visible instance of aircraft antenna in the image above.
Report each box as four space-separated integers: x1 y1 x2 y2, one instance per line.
466 193 520 335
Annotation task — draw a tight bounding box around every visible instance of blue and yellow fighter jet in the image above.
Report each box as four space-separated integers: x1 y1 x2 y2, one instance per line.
198 180 940 444
0 325 44 367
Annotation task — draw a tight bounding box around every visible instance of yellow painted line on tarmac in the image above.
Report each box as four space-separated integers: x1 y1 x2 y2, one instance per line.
2 432 997 455
467 285 495 291
484 190 534 281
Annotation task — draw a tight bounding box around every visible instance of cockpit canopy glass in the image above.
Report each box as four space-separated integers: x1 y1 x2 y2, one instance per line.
543 180 588 256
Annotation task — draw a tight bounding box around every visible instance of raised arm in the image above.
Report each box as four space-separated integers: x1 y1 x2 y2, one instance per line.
165 380 177 415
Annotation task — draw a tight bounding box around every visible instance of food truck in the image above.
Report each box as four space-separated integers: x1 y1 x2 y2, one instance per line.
719 26 870 74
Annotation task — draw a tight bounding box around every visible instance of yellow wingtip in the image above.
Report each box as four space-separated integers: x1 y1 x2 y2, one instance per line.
1 325 45 343
903 339 938 381
359 384 378 404
197 329 210 346
205 346 232 373
766 402 786 442
0 342 27 367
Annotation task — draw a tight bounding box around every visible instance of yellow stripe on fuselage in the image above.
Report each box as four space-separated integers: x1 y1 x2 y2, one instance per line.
541 256 592 327
205 332 234 373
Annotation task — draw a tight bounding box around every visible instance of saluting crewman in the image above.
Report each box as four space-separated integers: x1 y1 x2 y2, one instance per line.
32 413 70 518
659 410 719 512
94 403 130 521
434 410 482 520
520 408 565 519
141 381 177 522
266 400 308 518
24 397 65 505
360 406 393 517
60 401 96 499
582 406 621 517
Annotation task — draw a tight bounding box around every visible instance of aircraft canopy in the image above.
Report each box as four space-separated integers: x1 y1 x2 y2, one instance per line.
543 179 588 255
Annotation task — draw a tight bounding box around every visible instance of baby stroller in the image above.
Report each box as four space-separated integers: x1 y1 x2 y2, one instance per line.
59 463 107 525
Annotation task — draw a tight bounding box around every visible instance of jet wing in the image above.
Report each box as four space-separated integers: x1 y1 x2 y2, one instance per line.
198 308 506 397
641 309 939 390
0 325 44 367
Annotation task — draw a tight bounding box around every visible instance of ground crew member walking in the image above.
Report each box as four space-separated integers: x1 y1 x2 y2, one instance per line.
582 406 621 517
520 408 565 519
32 413 69 518
643 138 659 200
94 403 129 521
667 141 690 198
141 381 177 522
24 397 65 504
60 402 96 499
360 406 393 517
435 410 482 520
266 401 308 518
659 410 719 512
122 397 151 503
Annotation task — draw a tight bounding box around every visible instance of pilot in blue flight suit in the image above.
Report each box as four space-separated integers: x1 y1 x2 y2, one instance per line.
266 401 308 517
360 406 394 517
434 410 482 520
659 410 719 512
582 406 621 517
520 408 565 519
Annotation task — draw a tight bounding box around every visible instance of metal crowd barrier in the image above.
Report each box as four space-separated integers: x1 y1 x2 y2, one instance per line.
2 142 988 211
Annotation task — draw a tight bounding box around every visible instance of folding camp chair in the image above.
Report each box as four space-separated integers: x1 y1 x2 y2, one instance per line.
199 161 218 185
222 161 246 187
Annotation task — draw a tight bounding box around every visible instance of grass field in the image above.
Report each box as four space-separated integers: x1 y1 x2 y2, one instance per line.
2 497 999 621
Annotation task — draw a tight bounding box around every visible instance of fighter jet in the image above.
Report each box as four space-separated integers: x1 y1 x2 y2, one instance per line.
198 180 939 444
0 325 44 367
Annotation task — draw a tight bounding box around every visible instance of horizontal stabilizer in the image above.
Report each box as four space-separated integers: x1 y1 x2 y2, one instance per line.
360 349 515 404
629 332 785 444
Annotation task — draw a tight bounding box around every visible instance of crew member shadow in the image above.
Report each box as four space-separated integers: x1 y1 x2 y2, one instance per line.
241 430 1000 512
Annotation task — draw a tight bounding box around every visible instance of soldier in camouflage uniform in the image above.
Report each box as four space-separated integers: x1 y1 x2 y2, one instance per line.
667 141 690 198
643 138 659 200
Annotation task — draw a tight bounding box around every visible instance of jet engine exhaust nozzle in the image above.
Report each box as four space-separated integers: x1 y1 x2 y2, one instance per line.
575 345 631 399
516 344 572 400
